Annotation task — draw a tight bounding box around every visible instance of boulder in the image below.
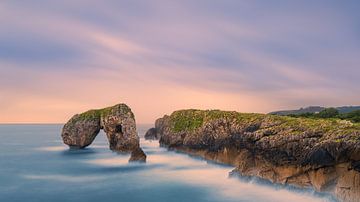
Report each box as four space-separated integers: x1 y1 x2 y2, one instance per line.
144 128 158 140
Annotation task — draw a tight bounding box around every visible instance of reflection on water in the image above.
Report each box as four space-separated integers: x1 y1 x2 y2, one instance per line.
87 156 130 166
36 146 67 151
22 174 105 182
0 124 335 202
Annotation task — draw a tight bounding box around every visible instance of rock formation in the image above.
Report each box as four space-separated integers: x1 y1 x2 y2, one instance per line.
129 147 147 162
144 128 158 140
62 104 146 162
146 109 360 202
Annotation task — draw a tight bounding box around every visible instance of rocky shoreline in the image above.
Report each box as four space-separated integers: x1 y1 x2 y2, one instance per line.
146 109 360 202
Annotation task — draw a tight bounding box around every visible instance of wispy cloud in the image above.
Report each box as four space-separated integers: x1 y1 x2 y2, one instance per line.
0 0 359 123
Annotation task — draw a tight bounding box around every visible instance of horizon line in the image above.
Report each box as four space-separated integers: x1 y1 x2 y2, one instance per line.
0 122 155 125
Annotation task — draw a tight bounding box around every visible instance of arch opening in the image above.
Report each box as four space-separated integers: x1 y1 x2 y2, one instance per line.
115 124 123 133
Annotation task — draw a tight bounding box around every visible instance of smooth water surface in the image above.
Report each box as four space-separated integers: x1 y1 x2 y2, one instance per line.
0 124 334 202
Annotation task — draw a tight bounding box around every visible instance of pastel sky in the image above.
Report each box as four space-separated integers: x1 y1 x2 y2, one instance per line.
1 0 359 123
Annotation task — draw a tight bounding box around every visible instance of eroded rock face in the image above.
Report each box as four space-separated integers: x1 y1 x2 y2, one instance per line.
150 109 360 202
62 104 145 160
61 111 101 148
100 105 139 151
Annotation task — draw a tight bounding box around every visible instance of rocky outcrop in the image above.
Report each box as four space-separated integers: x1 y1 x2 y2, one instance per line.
61 111 101 149
129 147 147 162
144 128 158 140
147 109 360 202
62 104 146 162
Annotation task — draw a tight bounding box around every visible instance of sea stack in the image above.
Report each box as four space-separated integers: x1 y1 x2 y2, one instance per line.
61 103 146 162
144 128 158 140
146 109 360 202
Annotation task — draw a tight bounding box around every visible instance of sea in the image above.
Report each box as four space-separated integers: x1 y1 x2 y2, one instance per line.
0 124 336 202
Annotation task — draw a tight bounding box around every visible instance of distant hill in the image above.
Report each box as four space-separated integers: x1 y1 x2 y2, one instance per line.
336 106 360 113
269 106 360 115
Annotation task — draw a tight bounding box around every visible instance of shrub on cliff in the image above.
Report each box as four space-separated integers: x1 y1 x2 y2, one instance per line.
288 108 360 123
339 110 360 123
317 108 339 118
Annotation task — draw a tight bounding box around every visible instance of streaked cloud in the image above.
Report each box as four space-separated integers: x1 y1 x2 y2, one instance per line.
0 0 359 123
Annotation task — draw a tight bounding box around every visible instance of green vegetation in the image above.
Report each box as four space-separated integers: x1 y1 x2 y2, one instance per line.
77 109 101 121
340 110 360 123
318 108 339 118
170 109 268 132
167 109 360 138
170 110 204 132
76 103 134 121
288 108 360 123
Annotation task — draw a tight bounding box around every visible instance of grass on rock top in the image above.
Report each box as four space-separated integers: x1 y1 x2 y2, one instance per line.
168 109 360 138
170 109 264 132
76 104 134 121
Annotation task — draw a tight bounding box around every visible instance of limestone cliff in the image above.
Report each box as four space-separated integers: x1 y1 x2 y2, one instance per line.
61 104 146 162
147 109 360 202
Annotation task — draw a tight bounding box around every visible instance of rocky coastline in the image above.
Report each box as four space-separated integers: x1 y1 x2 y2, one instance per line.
146 109 360 202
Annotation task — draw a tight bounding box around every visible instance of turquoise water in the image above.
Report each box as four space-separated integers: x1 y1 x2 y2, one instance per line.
0 124 334 202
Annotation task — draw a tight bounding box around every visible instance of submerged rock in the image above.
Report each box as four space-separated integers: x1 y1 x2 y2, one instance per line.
61 104 146 161
149 109 360 202
129 147 147 162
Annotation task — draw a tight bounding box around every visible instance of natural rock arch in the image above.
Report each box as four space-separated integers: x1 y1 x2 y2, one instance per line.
61 104 146 161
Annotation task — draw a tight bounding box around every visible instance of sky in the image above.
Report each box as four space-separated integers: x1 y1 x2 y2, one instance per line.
0 0 359 124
